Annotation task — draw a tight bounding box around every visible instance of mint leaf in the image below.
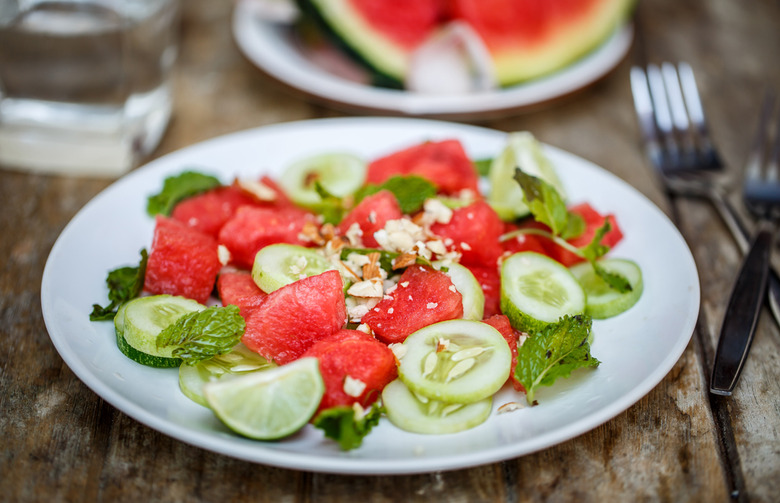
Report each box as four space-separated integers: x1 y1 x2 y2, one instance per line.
581 221 632 293
473 157 493 177
156 305 245 364
146 171 221 216
356 175 437 214
313 180 347 225
90 249 148 321
513 169 584 239
313 402 383 451
514 314 600 403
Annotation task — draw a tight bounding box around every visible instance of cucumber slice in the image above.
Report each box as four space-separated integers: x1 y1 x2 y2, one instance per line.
279 152 366 209
114 300 181 368
122 295 205 359
382 379 492 434
398 319 511 404
487 132 567 221
252 244 338 293
179 344 275 407
436 261 485 321
500 251 585 333
203 357 325 440
570 258 643 319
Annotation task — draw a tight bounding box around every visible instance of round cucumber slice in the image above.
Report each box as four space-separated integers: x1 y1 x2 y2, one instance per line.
179 344 275 407
500 251 585 333
252 244 337 293
397 319 511 404
382 379 492 435
487 132 567 221
279 152 366 209
570 258 643 319
203 357 325 440
114 300 181 368
436 261 485 321
122 295 205 359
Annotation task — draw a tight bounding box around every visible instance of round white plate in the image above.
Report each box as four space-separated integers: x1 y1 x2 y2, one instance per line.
42 117 699 475
231 2 634 118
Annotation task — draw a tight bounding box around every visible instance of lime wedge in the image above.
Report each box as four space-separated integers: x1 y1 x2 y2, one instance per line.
487 132 567 220
203 357 325 440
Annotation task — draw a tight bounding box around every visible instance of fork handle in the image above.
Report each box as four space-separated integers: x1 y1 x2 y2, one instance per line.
710 223 775 395
706 186 780 327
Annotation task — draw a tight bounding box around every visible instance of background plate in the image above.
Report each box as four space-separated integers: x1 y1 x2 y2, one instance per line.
41 117 699 475
232 3 634 118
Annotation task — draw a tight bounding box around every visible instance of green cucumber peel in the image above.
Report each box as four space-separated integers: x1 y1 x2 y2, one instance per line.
509 168 631 293
156 305 245 364
515 314 600 404
313 401 383 451
90 249 148 321
146 170 222 217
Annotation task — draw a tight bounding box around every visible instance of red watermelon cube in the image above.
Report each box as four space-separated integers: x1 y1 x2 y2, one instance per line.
430 200 504 267
366 139 480 195
171 184 260 238
337 190 403 248
217 271 268 319
242 270 347 365
144 216 220 304
482 314 525 392
361 265 463 344
218 206 316 269
303 329 398 413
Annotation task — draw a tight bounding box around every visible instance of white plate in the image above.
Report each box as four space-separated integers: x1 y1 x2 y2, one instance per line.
42 117 699 475
231 2 634 118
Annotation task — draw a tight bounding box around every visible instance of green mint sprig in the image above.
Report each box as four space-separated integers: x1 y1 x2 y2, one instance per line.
89 249 148 321
313 401 383 451
156 305 245 365
146 170 221 216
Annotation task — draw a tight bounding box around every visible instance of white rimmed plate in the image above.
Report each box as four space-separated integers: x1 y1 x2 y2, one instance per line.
231 2 634 118
41 117 699 475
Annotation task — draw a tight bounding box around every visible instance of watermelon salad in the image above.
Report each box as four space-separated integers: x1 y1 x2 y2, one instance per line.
91 132 643 449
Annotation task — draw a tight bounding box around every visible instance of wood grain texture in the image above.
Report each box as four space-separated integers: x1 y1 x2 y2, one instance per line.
1 0 779 501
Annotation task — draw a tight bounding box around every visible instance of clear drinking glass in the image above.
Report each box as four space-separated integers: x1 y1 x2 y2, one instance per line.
0 0 179 177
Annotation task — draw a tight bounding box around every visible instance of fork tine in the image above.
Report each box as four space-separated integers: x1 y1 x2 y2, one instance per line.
745 91 776 184
677 62 723 171
645 64 680 171
630 66 664 168
661 63 697 168
767 95 780 184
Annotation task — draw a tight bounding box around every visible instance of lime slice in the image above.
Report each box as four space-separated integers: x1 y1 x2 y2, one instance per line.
279 152 366 209
203 357 325 440
179 344 276 407
570 258 643 319
500 251 585 333
382 379 492 434
488 132 567 220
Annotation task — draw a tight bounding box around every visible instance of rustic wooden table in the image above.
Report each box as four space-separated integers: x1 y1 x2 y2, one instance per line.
2 1 779 501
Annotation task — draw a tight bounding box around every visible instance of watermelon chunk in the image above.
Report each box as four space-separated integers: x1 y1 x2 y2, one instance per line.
218 206 316 269
217 271 268 319
170 184 260 239
242 270 347 365
463 263 501 319
482 314 525 392
430 200 504 267
362 265 463 344
337 190 403 248
303 329 398 412
144 216 220 304
366 139 480 195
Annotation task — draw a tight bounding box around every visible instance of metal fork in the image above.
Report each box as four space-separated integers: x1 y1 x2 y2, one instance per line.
711 92 780 395
631 62 780 328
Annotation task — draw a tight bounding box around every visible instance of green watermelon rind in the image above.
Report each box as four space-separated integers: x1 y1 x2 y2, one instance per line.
487 0 637 86
297 0 406 89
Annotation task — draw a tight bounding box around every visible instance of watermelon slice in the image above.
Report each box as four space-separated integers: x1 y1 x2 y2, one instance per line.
361 265 463 344
242 270 347 365
430 200 504 266
451 0 635 85
171 184 260 239
303 329 398 412
299 0 634 88
144 216 221 304
482 314 525 392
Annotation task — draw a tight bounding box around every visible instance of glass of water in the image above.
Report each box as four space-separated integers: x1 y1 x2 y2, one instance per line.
0 0 179 177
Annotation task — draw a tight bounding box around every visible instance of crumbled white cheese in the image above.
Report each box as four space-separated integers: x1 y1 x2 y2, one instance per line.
423 198 453 224
347 278 384 298
426 302 438 309
217 245 232 266
345 222 364 247
343 375 367 397
237 178 276 201
460 241 472 251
